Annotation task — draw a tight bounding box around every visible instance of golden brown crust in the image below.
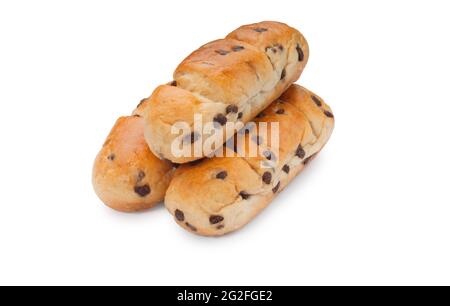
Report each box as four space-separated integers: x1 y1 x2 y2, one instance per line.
226 21 309 82
175 39 273 104
139 21 309 163
164 85 334 236
92 116 174 212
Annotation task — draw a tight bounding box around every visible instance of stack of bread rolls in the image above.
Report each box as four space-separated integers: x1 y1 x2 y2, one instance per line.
92 21 334 236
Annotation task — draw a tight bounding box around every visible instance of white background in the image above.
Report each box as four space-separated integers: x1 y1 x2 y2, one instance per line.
0 0 449 286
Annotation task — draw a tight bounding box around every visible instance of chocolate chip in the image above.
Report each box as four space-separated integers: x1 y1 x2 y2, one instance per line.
239 191 250 200
107 154 115 161
215 49 229 56
324 110 334 118
184 132 200 144
296 44 304 62
213 114 227 126
252 135 263 145
266 44 283 53
256 112 265 119
175 209 185 222
226 104 238 114
209 215 224 224
272 181 281 193
254 27 268 33
137 170 146 183
282 164 290 174
217 225 224 230
170 80 177 86
185 222 197 232
173 163 181 169
296 145 305 159
237 112 243 120
262 172 272 184
230 142 238 153
134 184 151 197
263 150 273 160
216 171 227 180
280 68 286 80
232 45 245 52
239 125 251 134
276 108 285 115
312 95 322 107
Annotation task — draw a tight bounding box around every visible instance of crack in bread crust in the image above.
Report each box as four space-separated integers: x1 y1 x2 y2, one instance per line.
139 21 309 163
165 85 334 236
198 87 332 214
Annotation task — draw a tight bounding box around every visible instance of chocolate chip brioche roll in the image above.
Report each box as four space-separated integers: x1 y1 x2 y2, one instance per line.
165 85 334 236
140 21 309 163
92 116 174 212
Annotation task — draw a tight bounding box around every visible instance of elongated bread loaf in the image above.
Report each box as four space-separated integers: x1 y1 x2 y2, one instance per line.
92 116 174 212
164 85 334 236
137 21 309 163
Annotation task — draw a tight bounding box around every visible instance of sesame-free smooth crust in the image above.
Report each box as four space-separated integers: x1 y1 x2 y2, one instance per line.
137 21 309 163
92 116 174 212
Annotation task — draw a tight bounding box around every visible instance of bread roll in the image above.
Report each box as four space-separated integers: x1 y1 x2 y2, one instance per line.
92 115 174 212
137 21 309 163
164 85 334 236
